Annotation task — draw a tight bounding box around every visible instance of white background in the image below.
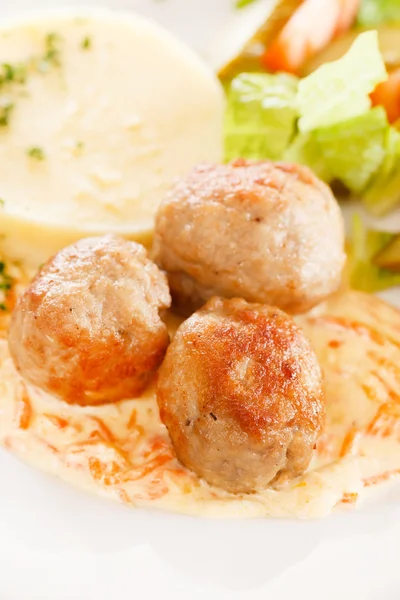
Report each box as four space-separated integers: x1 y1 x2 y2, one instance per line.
0 1 400 599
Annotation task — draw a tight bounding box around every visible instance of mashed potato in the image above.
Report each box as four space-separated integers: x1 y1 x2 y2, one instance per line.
0 9 224 266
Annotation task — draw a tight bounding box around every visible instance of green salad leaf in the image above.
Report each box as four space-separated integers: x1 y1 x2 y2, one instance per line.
314 107 388 193
224 72 298 162
296 31 387 132
350 214 400 292
358 0 400 26
362 126 400 214
284 132 333 182
224 30 393 198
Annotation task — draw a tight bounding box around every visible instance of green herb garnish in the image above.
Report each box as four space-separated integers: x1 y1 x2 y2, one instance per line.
0 103 14 127
81 36 91 50
0 33 63 129
235 0 259 8
37 32 62 72
0 261 13 311
27 146 46 161
0 62 27 86
0 199 5 207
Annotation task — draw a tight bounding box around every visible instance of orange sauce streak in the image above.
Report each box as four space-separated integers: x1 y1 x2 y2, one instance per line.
306 316 389 347
15 387 32 430
363 469 400 488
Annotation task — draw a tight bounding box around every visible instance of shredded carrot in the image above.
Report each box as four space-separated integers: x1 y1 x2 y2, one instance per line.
121 454 172 484
366 403 400 439
33 435 60 455
89 457 122 486
116 489 132 505
89 416 115 443
126 409 145 438
15 387 32 430
338 492 358 505
340 428 361 458
363 469 400 488
43 414 69 430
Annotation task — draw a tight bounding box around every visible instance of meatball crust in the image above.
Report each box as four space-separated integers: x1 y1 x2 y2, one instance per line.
8 235 171 406
153 160 345 315
156 297 324 494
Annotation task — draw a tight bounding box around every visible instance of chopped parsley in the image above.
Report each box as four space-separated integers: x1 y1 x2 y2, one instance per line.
37 32 62 72
81 36 91 50
76 141 85 150
0 199 5 207
235 0 259 7
27 146 46 161
0 261 13 312
0 103 14 127
0 62 27 86
0 32 63 129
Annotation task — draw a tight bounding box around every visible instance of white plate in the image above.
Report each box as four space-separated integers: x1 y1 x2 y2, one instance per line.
1 2 400 599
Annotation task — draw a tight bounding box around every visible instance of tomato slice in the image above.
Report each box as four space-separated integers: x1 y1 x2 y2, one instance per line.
371 68 400 124
262 0 361 74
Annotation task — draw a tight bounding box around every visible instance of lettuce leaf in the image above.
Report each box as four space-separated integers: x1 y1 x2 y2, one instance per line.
314 107 388 192
349 214 400 292
358 0 400 26
296 31 387 132
362 126 400 215
224 72 298 161
284 132 333 182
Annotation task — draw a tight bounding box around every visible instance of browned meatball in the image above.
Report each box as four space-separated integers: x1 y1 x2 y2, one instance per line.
156 297 324 494
8 235 171 406
153 160 345 315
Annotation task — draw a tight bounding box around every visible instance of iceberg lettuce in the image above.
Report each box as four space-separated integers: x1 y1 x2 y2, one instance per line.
224 72 298 161
296 31 387 132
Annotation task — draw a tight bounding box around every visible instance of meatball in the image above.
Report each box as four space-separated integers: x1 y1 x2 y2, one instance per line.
8 235 171 406
156 297 324 494
153 160 345 315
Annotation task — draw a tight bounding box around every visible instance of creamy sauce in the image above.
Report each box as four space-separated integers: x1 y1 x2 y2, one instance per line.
1 279 400 518
0 10 224 265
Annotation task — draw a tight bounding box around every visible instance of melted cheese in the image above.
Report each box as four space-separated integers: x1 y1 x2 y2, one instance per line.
0 9 224 266
1 285 400 518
